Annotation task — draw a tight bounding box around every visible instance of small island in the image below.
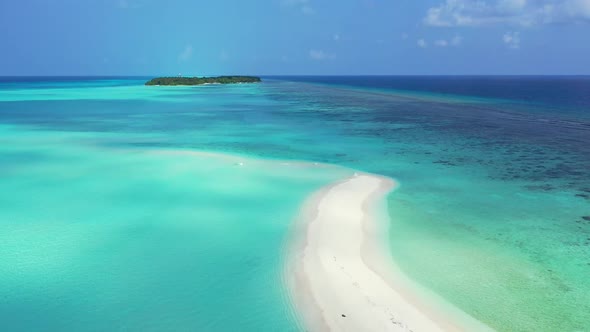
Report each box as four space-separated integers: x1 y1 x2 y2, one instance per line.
145 76 261 86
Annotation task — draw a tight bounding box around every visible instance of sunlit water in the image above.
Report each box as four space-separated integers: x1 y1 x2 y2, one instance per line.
1 76 589 331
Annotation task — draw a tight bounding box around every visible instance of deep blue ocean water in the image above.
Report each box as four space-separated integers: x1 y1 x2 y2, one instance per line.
267 75 590 116
1 76 589 331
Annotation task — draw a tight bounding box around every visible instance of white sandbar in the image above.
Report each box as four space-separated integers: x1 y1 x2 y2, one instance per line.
287 174 492 332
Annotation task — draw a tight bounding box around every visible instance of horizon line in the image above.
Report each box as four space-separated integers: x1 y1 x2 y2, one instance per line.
2 74 590 78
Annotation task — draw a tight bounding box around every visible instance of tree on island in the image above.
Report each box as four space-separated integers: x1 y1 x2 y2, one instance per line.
145 76 261 86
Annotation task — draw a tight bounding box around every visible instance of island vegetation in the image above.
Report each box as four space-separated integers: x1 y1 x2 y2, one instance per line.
145 76 261 86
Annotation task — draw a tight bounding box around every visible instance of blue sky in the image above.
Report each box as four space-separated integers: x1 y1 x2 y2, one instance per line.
1 0 589 75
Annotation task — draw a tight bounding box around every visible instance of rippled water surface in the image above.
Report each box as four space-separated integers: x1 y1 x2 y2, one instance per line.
1 76 589 331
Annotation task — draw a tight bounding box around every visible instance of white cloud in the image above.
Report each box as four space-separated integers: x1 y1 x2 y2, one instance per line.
419 36 462 48
503 31 521 48
283 0 315 15
431 36 463 47
566 0 590 17
435 39 449 47
424 0 590 27
178 45 193 62
309 49 335 60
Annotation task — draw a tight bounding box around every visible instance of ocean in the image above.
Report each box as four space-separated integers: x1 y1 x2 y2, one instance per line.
0 76 589 331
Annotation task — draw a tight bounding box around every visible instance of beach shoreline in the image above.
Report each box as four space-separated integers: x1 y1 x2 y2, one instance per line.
285 173 492 331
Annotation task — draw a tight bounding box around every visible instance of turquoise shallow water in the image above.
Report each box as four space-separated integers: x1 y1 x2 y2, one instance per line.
1 77 589 331
0 127 350 331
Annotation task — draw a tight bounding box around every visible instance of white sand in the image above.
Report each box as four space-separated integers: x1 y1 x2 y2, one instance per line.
287 173 492 332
